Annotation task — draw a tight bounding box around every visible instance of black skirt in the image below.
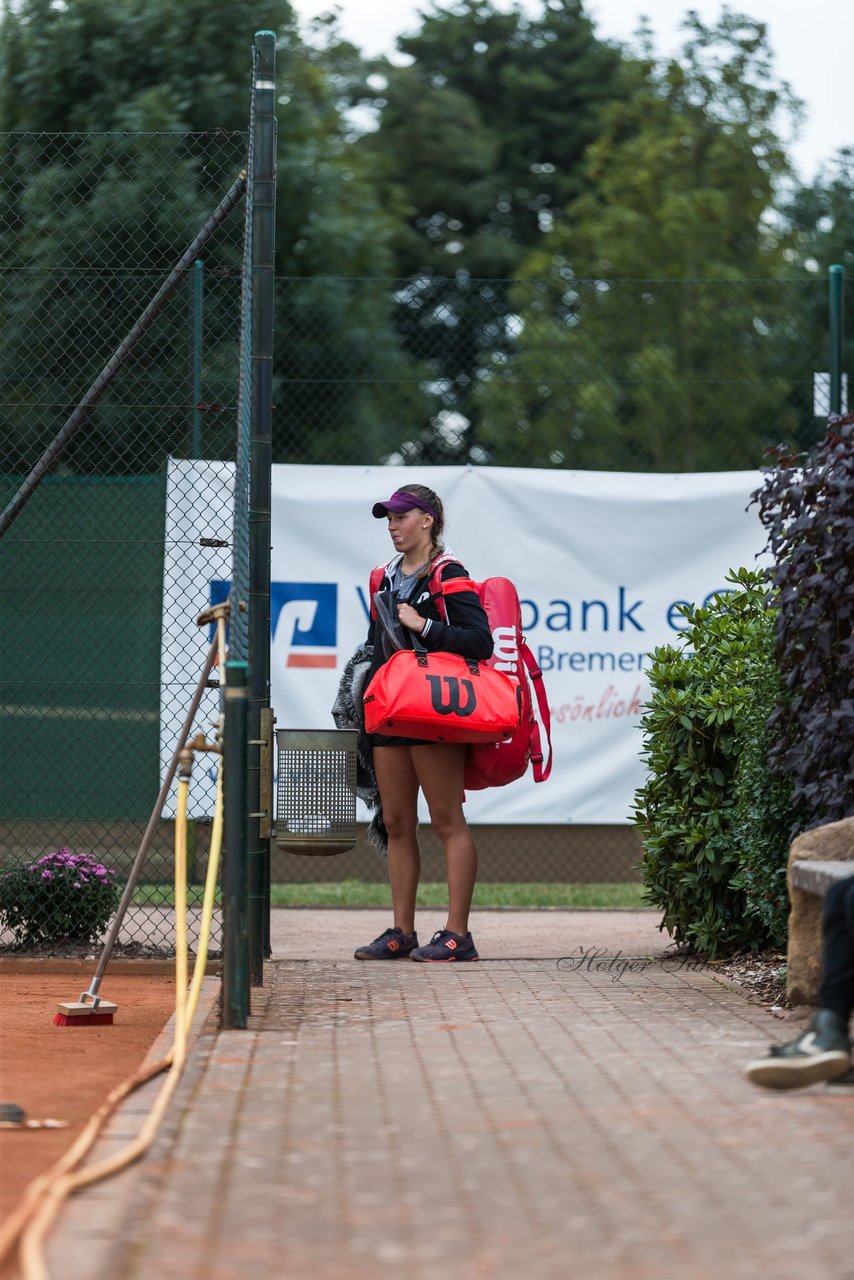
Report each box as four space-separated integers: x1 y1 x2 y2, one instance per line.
368 731 442 749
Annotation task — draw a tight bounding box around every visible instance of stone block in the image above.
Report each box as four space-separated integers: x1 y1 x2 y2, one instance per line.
786 818 854 1005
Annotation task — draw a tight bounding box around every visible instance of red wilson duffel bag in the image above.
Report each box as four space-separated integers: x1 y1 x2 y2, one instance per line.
363 648 522 744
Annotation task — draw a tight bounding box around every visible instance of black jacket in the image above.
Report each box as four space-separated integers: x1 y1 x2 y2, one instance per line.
367 557 494 664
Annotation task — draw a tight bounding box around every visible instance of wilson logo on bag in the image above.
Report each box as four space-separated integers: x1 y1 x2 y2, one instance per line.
368 556 553 788
428 674 476 717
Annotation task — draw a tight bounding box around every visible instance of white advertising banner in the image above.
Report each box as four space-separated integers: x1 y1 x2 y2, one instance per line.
162 460 767 824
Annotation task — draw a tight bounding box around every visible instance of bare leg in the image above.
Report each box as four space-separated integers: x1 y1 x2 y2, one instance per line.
411 744 477 936
373 746 421 935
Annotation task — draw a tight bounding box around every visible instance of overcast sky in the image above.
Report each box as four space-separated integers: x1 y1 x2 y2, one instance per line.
290 0 851 183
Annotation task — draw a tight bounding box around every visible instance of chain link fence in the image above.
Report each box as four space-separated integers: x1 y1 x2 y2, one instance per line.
271 273 844 470
0 130 247 955
1 128 847 951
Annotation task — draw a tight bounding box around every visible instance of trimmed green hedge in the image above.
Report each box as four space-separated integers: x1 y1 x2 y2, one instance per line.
633 568 795 956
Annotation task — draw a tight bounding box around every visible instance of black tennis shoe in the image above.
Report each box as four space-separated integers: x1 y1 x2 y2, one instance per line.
354 927 418 960
410 929 479 962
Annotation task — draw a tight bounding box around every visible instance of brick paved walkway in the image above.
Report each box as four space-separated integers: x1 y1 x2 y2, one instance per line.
42 913 854 1280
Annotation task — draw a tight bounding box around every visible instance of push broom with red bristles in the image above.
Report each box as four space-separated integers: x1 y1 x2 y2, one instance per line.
53 991 118 1027
51 611 228 1031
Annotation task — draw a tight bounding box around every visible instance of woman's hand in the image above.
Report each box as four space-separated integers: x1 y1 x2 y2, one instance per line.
397 601 425 634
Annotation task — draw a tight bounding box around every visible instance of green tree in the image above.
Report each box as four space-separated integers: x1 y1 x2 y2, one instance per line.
353 0 625 462
478 11 805 470
0 0 293 134
0 0 423 472
785 149 854 275
0 0 286 470
270 19 431 463
365 0 623 272
776 148 854 443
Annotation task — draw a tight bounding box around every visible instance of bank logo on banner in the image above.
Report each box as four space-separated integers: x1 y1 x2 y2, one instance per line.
208 579 338 668
271 582 337 668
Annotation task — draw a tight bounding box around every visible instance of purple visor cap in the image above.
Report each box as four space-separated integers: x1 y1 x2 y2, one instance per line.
372 490 439 521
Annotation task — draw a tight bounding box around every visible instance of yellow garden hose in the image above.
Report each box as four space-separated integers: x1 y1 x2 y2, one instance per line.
0 619 228 1280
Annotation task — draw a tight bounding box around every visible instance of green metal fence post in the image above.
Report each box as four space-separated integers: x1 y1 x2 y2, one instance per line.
248 30 277 981
223 659 250 1028
829 264 845 415
191 258 204 456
